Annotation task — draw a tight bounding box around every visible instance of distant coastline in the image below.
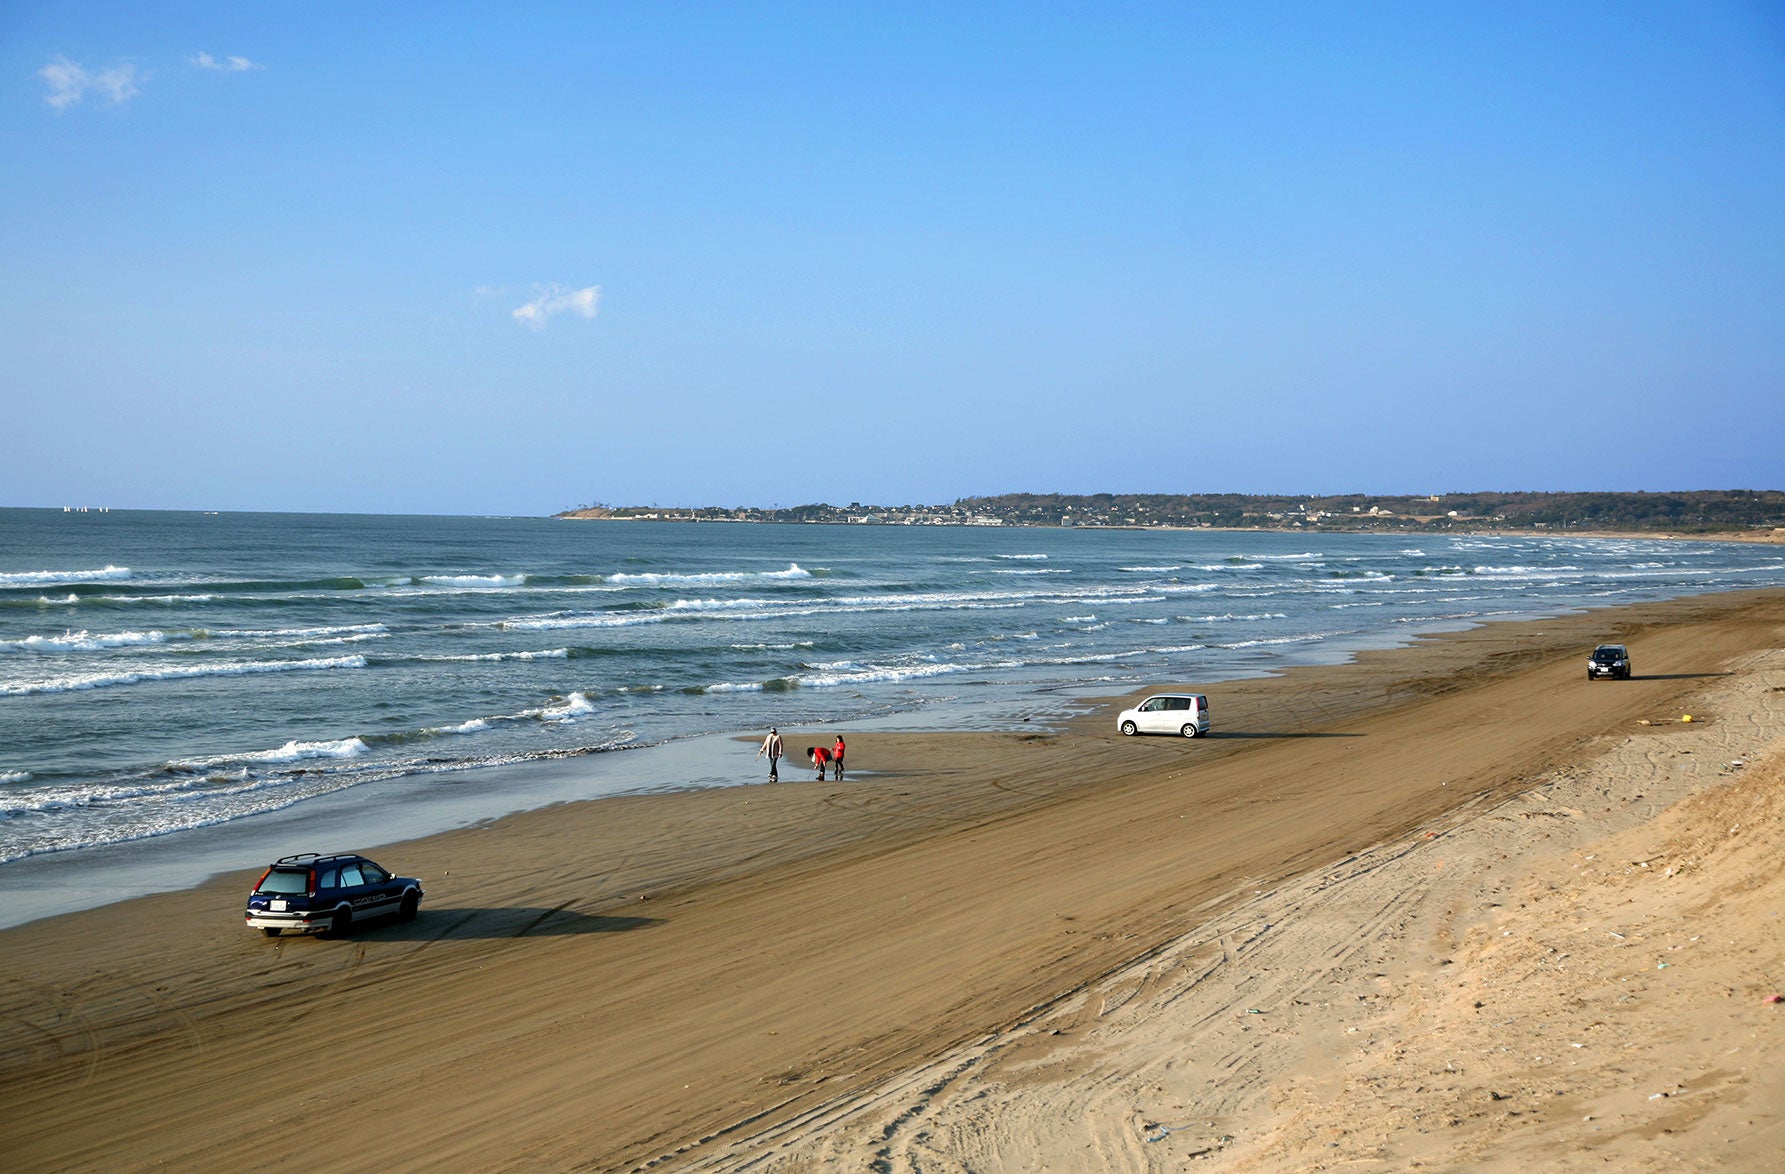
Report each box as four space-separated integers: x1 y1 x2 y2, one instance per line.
556 490 1785 542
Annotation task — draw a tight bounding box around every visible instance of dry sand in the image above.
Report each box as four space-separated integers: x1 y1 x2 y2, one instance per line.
3 588 1783 1172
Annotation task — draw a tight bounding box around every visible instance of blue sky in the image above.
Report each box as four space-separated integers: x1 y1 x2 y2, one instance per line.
5 3 1783 515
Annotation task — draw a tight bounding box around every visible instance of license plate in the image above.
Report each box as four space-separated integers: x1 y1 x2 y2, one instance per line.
270 899 288 911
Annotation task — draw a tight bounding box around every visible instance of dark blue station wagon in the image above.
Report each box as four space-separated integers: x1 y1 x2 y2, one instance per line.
244 852 424 938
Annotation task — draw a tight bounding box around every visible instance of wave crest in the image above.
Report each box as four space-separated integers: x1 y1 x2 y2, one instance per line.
0 566 132 588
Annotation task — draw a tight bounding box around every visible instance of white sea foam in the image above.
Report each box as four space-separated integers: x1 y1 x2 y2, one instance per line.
799 661 969 687
666 596 775 611
0 770 31 785
0 628 181 652
606 563 811 586
1473 564 1577 576
63 592 220 606
247 738 370 764
211 623 389 639
0 654 368 696
0 565 132 587
994 553 1049 560
540 692 597 720
1146 642 1215 656
175 737 371 769
1120 565 1183 573
503 613 666 631
9 772 253 816
416 573 527 588
1217 632 1342 650
260 632 389 649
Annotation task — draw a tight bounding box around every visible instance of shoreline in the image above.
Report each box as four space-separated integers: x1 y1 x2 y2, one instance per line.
0 577 1664 931
4 586 1783 1169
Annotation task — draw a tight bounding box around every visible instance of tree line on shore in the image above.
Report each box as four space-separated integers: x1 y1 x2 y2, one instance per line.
559 489 1785 534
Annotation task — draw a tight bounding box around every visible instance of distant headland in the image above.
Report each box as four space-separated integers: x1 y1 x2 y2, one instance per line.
558 490 1785 540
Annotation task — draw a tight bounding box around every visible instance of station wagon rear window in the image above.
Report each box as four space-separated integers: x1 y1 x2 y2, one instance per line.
256 870 309 895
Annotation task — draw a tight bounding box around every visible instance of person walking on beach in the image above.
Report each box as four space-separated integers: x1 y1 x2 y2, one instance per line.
809 744 831 781
831 735 846 781
756 727 783 782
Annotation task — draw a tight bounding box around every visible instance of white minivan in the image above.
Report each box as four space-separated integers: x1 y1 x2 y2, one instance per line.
1117 693 1210 738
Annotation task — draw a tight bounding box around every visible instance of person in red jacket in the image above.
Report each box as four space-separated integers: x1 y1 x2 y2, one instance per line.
809 744 831 781
831 735 846 781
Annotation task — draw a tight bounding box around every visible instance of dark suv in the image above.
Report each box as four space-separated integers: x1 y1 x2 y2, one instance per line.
244 852 423 938
1587 644 1632 680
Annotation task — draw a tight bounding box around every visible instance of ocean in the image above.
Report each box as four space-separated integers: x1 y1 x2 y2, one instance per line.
4 508 1784 892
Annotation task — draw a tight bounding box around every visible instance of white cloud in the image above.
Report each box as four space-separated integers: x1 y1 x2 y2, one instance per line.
190 51 261 72
512 284 601 330
39 56 140 111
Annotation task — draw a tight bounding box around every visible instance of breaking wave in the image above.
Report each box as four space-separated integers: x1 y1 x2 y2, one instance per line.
0 655 368 696
0 566 132 588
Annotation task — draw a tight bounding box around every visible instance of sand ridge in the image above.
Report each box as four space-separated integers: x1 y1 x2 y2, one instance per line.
2 589 1782 1171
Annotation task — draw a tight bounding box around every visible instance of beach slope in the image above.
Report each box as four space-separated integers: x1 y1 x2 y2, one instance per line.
2 589 1782 1171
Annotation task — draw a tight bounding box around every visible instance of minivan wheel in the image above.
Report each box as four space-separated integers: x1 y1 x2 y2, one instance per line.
328 907 352 937
1181 724 1200 738
1120 720 1138 737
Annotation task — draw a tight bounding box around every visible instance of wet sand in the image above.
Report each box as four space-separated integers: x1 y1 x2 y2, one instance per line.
3 587 1783 1171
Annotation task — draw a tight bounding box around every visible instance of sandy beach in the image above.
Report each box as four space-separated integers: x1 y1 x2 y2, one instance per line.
3 587 1783 1171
